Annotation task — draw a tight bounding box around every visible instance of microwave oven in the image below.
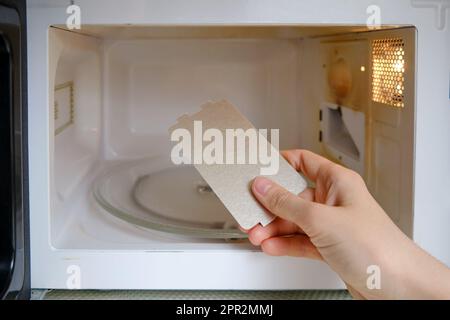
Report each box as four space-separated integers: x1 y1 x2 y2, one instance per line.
2 0 450 295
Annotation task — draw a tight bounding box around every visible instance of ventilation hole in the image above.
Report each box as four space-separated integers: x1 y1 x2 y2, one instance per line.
372 38 405 108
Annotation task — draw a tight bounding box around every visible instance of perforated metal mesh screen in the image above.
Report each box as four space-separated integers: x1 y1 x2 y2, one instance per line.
372 38 405 107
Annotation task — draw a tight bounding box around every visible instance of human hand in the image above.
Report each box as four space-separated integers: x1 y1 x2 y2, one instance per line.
245 149 450 299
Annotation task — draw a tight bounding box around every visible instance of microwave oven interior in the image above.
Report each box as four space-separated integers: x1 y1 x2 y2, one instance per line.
48 25 416 250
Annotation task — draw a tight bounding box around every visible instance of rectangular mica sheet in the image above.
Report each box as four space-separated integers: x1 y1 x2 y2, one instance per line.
169 100 307 230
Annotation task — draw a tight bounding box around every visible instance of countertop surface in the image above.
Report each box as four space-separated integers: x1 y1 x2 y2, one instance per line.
31 289 351 300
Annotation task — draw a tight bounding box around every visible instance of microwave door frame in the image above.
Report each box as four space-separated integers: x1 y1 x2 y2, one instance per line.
0 0 29 300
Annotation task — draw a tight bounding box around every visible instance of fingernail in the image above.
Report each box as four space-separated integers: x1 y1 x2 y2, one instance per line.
253 177 272 196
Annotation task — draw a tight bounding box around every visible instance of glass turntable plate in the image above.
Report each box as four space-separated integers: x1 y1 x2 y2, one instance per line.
93 157 247 239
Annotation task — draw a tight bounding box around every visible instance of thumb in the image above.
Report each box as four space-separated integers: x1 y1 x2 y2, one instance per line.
251 177 320 229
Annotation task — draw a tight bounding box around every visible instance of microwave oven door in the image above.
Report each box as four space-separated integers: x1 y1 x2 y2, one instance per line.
0 0 29 300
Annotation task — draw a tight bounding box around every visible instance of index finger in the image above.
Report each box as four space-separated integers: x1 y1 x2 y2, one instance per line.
281 149 334 182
